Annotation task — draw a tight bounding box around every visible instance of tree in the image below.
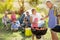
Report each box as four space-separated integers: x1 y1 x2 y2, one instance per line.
0 0 13 13
29 0 39 7
18 0 25 15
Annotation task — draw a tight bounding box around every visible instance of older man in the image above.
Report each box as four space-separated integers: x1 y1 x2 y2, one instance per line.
46 1 59 40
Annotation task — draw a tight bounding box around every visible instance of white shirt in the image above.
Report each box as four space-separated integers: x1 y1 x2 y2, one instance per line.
31 13 44 24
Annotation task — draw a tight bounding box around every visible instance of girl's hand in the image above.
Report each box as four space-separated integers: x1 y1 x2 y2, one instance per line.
40 16 48 20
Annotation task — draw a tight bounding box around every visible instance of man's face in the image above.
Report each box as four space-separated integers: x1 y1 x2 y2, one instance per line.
26 12 29 16
46 2 52 9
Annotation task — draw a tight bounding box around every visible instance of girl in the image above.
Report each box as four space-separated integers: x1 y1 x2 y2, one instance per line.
11 11 16 22
30 9 45 40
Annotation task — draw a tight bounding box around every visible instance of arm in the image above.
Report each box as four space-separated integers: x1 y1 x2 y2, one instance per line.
30 16 33 24
40 15 48 20
44 15 48 19
2 16 4 23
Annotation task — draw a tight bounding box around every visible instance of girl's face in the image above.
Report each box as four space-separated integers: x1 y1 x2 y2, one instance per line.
32 10 36 15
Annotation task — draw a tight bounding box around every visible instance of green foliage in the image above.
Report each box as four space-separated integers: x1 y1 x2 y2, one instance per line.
0 0 14 13
29 0 42 7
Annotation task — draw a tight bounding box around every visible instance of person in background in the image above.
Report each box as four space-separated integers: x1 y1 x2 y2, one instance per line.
18 9 25 24
45 1 58 40
20 12 31 33
11 11 16 22
18 9 25 33
19 14 25 24
11 19 21 31
2 11 9 30
25 12 31 27
21 12 30 26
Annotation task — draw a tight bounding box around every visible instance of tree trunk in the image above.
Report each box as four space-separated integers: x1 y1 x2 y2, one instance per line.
18 0 24 15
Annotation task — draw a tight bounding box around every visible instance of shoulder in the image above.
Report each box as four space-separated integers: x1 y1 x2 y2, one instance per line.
37 13 40 15
36 13 41 16
53 6 58 10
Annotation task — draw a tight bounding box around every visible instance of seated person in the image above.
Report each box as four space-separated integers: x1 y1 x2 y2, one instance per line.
21 12 31 28
11 11 16 22
11 19 21 31
18 13 25 24
25 12 31 27
2 11 10 30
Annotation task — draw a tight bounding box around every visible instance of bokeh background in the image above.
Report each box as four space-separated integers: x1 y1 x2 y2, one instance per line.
0 0 60 40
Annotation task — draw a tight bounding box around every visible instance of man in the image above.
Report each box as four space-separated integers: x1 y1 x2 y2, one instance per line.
18 11 25 24
25 12 31 27
46 1 58 40
20 12 31 33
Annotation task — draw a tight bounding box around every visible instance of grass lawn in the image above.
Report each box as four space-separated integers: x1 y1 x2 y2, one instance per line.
0 14 60 40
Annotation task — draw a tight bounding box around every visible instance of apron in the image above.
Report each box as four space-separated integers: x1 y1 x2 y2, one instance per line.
48 9 57 28
32 18 38 28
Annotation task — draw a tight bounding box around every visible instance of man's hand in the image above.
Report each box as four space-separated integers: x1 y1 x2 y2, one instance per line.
57 15 60 17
